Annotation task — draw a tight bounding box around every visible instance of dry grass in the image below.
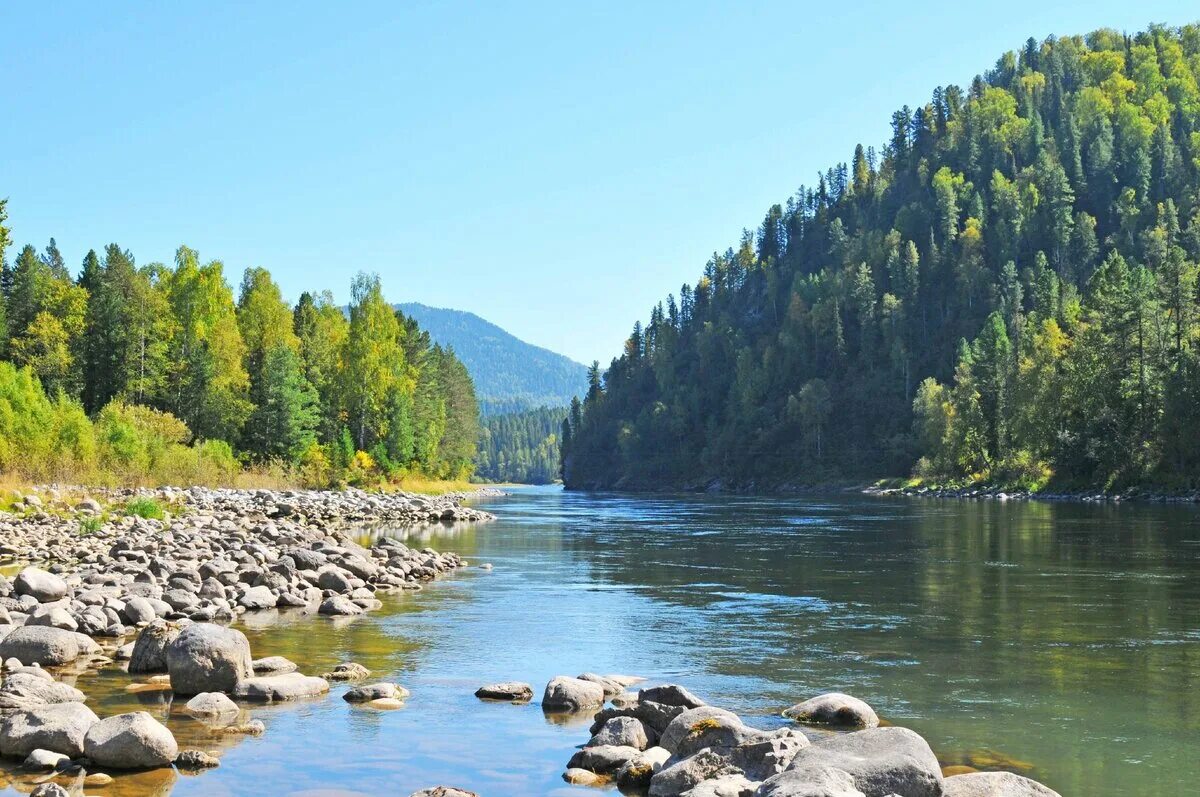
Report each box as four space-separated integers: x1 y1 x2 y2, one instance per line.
386 475 479 495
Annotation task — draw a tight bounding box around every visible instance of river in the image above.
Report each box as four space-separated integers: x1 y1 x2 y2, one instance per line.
6 486 1198 796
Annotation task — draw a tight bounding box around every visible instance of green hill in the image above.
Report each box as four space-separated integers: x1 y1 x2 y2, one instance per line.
563 23 1200 492
396 303 587 415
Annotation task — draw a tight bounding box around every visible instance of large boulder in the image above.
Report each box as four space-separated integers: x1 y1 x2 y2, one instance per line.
13 568 67 603
779 727 943 797
659 706 747 754
238 586 277 611
84 711 178 769
542 676 605 712
943 771 1061 797
0 702 100 758
0 672 85 712
164 623 253 695
128 620 182 674
0 626 82 667
783 693 879 729
731 728 810 781
567 744 643 775
232 672 330 703
756 765 867 797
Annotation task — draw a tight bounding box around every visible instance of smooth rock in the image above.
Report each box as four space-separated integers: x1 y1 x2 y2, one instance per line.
783 693 879 730
14 568 67 603
23 747 71 771
649 748 739 796
780 727 942 797
232 672 330 702
0 626 82 667
590 715 651 750
252 655 298 674
475 681 533 701
175 749 221 769
659 706 747 754
616 746 672 791
128 620 181 674
343 682 409 702
543 675 606 712
756 765 867 797
943 771 1061 797
322 662 370 680
564 767 609 786
0 702 100 758
567 744 643 774
84 711 179 769
184 692 240 717
164 623 253 695
640 684 707 709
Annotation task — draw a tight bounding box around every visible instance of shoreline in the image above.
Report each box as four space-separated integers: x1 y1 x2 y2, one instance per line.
0 485 494 791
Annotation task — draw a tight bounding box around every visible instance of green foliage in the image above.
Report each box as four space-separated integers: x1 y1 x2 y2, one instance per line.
563 23 1200 492
477 406 567 483
77 515 103 535
123 497 165 520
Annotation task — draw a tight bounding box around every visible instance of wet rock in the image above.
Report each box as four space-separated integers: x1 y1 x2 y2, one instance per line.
564 767 609 785
221 719 266 735
184 692 240 717
84 711 179 769
474 681 533 701
943 771 1061 797
578 672 625 697
23 747 71 771
783 693 879 730
175 749 221 769
640 684 707 709
252 655 298 675
590 715 651 750
318 596 364 616
322 662 370 680
14 568 67 603
615 746 672 791
567 744 643 774
343 683 409 703
0 626 83 667
779 726 943 797
409 789 479 797
232 672 330 702
0 701 100 758
543 675 606 712
165 622 253 695
368 697 406 710
30 784 70 797
128 620 182 674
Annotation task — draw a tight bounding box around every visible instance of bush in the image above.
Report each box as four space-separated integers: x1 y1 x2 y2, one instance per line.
77 516 103 535
123 497 165 520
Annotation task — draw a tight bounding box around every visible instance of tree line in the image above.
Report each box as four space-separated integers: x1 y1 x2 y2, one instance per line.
0 207 478 486
477 406 566 484
562 24 1200 492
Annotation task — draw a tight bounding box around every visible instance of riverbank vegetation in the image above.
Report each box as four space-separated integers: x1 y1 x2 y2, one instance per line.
0 212 479 489
562 23 1200 493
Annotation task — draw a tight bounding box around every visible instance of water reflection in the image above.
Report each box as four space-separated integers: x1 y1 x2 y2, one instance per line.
1 489 1196 796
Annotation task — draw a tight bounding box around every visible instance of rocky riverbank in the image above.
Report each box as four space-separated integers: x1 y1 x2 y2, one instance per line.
537 677 1060 797
865 482 1200 504
0 485 493 792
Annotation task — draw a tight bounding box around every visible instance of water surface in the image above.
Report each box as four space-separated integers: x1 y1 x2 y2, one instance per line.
4 487 1198 796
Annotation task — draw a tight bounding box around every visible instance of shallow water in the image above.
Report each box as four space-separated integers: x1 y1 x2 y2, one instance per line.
3 487 1199 796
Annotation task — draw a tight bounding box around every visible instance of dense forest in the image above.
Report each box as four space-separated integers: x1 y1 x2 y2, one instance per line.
476 406 566 484
0 208 478 486
397 303 589 415
563 24 1200 492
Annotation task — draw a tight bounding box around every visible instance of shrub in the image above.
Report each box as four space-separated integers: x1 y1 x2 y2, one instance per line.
77 516 103 535
123 497 165 520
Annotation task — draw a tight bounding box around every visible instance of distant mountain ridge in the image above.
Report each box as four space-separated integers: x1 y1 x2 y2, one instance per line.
396 302 587 415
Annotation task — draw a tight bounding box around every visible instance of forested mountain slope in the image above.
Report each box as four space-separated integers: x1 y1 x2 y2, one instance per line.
397 303 587 415
476 406 567 484
563 24 1200 492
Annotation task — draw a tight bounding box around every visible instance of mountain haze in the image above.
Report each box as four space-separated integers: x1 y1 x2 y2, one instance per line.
396 303 587 415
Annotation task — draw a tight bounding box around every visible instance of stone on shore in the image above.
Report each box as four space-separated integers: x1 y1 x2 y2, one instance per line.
564 767 610 786
783 693 880 729
542 675 606 712
319 595 364 616
943 771 1062 797
84 711 179 769
648 748 740 796
0 626 82 667
30 784 70 797
165 622 253 695
409 789 479 797
658 706 747 754
756 765 867 797
323 662 370 681
175 749 221 769
252 655 298 675
567 744 643 775
0 702 100 758
615 746 672 791
23 747 71 771
14 567 67 603
232 672 330 702
639 683 707 709
474 681 533 701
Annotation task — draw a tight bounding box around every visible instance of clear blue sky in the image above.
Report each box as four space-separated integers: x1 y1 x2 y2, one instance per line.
2 1 1196 365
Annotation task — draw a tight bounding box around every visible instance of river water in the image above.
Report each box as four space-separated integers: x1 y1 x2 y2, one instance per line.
3 486 1198 796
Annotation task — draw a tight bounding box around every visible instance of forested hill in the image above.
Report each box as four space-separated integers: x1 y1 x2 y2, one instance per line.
397 303 588 415
563 23 1200 493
